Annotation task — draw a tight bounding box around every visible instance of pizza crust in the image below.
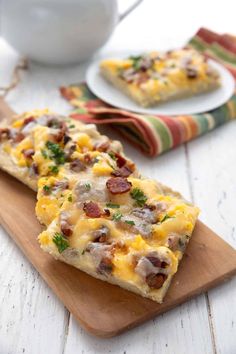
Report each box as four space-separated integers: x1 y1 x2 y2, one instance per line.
101 66 220 107
0 146 37 191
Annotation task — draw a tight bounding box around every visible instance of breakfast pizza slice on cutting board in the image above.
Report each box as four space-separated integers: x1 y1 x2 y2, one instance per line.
0 110 199 303
100 48 221 107
0 110 124 192
37 159 199 303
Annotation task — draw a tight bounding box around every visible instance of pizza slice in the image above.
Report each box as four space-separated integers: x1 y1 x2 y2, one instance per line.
0 110 124 192
100 48 221 107
37 167 199 303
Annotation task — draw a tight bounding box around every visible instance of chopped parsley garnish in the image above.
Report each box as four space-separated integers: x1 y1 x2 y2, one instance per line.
69 124 75 129
125 220 135 226
84 183 91 191
52 232 69 253
160 214 173 223
108 152 116 160
112 212 123 221
106 203 120 209
49 165 59 174
41 149 48 159
129 55 143 70
43 185 51 194
68 194 73 202
107 160 115 170
130 188 147 207
46 141 65 165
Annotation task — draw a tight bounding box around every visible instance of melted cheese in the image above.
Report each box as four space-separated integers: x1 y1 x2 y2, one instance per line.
0 109 199 302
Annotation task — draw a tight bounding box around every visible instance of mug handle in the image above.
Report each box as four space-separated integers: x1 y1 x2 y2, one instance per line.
119 0 143 23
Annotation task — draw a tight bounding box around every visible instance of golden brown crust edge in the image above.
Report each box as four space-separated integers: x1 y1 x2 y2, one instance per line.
100 66 220 107
0 147 37 191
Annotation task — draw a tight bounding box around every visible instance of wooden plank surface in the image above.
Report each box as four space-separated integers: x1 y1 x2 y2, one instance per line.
0 109 235 337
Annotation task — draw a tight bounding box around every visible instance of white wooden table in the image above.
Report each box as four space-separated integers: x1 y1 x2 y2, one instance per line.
0 1 236 353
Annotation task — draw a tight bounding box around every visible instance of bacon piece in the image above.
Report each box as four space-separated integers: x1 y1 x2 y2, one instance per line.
52 121 67 142
60 212 73 237
97 257 113 275
114 153 126 168
70 159 86 172
146 273 167 289
83 201 102 218
95 141 110 152
106 177 131 194
0 128 10 141
111 165 133 178
22 149 34 159
23 116 34 126
83 153 94 165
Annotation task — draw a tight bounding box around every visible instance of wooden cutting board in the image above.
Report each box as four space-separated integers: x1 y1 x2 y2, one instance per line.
0 98 236 337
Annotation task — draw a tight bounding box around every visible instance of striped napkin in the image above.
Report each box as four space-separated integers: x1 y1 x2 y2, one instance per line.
60 28 236 157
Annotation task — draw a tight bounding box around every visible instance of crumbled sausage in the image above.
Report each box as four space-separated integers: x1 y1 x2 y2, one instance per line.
64 144 76 160
92 225 110 243
132 206 158 224
97 257 113 275
22 149 34 159
186 66 198 78
12 132 25 143
63 134 71 145
146 256 168 268
146 273 167 289
52 180 69 191
70 159 86 172
167 233 180 251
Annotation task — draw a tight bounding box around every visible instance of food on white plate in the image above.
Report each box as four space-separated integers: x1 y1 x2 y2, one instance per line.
0 110 122 192
100 48 221 107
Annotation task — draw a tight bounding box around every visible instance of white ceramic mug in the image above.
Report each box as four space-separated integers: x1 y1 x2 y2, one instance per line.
0 0 142 65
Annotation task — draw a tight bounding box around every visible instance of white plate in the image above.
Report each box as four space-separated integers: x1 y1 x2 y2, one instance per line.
86 54 235 116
